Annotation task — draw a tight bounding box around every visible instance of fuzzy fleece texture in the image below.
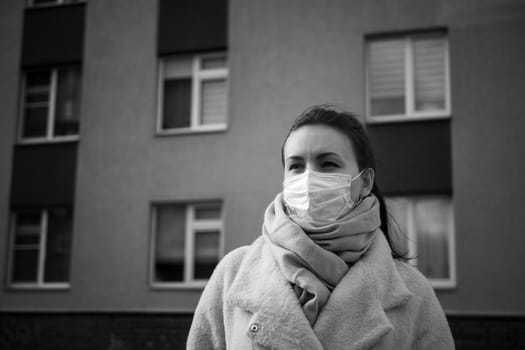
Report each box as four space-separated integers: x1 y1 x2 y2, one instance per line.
186 233 455 349
262 193 381 325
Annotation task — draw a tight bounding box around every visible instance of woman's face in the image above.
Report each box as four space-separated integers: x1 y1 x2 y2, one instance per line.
283 124 372 201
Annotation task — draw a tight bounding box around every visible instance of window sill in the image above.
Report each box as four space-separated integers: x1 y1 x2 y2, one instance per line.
6 283 71 291
366 112 451 124
156 124 227 136
149 281 208 290
26 1 86 9
429 278 456 290
16 136 80 145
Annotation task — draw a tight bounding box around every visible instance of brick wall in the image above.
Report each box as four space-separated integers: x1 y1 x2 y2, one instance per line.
448 315 525 350
0 312 193 350
0 312 524 349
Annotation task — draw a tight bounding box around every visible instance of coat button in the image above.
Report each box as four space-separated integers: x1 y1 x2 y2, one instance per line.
249 323 260 334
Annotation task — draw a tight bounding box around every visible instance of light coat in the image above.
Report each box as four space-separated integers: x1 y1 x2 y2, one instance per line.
187 234 455 349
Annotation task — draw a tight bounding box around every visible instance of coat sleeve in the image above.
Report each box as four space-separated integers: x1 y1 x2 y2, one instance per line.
186 247 247 350
412 278 456 350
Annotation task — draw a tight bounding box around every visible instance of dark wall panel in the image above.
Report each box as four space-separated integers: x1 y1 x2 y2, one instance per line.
22 4 86 67
368 120 451 195
158 0 227 55
10 143 77 207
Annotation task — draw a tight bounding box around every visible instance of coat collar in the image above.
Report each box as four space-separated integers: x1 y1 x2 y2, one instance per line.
226 233 413 350
313 233 413 349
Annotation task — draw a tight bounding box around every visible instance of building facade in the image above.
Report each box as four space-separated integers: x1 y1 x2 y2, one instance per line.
1 0 525 348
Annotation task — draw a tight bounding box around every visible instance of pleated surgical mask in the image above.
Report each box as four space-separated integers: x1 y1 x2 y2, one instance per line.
282 169 365 223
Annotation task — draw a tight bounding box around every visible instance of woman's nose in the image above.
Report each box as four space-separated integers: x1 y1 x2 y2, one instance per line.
304 162 318 172
304 163 313 172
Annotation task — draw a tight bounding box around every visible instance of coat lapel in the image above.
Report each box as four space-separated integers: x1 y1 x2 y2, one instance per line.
226 234 413 350
313 233 414 350
226 237 324 350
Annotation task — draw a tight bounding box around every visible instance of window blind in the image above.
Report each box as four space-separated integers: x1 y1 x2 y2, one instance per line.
414 36 447 111
414 198 451 279
54 67 81 136
369 39 405 116
201 79 227 125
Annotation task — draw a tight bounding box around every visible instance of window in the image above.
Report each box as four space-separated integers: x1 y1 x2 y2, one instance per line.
27 0 84 7
19 66 82 143
157 53 228 134
151 201 223 287
7 208 73 289
366 31 450 122
386 196 456 288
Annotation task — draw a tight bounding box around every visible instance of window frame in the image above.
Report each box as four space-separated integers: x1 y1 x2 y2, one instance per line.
18 67 81 145
365 33 451 124
387 195 457 289
156 52 229 135
7 209 71 290
149 201 225 289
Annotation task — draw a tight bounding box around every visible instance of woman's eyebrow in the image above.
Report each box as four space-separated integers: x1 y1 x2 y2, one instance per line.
285 155 304 162
316 152 342 159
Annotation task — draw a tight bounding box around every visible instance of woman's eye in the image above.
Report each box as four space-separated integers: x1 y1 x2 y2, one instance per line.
288 163 303 171
322 161 339 168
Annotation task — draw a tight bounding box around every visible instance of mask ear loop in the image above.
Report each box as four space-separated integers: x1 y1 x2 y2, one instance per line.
349 168 371 207
351 168 366 181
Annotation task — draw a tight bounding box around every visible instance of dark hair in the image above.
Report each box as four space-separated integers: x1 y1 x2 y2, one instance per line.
281 104 408 260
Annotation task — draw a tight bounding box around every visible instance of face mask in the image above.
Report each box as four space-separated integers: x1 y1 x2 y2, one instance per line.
283 169 365 223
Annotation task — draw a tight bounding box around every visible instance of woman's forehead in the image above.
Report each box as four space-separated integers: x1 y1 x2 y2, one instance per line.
284 125 355 159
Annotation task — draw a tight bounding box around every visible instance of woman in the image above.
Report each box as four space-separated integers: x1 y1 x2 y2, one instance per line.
187 105 455 349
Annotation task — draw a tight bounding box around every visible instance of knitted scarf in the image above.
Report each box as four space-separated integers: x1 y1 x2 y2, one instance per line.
262 193 381 325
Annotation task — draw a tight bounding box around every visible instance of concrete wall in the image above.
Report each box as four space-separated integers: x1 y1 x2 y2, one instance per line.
229 0 525 314
445 2 525 313
0 0 282 312
1 0 524 315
